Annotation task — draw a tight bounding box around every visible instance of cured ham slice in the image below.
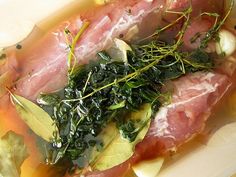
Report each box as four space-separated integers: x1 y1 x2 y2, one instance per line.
10 0 166 100
136 71 231 158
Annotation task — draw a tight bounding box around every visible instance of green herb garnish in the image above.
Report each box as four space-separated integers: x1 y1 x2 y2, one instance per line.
37 2 233 170
200 0 234 49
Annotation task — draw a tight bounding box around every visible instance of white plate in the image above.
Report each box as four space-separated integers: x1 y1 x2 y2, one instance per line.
0 0 74 47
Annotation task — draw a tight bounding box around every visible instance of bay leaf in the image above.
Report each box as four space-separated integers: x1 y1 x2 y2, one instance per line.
90 104 152 171
10 93 59 142
0 131 28 177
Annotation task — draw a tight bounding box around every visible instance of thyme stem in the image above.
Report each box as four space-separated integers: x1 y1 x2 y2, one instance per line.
200 0 234 48
68 21 90 75
139 7 192 42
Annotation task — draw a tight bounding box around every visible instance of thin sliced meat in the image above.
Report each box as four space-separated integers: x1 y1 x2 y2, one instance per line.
167 0 224 14
83 71 231 177
135 71 231 159
1 0 224 102
13 0 165 100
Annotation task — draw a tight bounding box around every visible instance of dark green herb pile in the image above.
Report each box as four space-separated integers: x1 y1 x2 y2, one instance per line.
39 40 213 163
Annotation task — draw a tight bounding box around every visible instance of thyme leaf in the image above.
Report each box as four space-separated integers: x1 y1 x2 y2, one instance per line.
200 0 234 49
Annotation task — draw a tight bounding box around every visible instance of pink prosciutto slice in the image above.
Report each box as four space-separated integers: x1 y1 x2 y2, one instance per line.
136 71 231 158
7 0 166 101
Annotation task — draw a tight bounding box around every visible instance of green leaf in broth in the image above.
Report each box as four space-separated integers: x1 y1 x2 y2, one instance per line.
90 104 152 171
0 131 28 177
10 93 60 142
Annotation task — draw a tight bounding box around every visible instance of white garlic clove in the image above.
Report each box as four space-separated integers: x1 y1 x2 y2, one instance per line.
216 29 236 57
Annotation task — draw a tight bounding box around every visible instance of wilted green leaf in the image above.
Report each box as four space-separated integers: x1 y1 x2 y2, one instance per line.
10 93 59 142
0 131 28 177
90 104 152 171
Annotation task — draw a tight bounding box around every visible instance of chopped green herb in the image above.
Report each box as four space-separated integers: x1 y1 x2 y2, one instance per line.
37 93 60 106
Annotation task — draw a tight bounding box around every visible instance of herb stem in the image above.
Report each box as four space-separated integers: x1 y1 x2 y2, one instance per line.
200 0 234 48
140 7 192 42
68 21 90 75
83 71 93 93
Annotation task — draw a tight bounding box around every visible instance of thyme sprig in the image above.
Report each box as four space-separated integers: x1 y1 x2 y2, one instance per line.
61 7 192 104
200 0 234 49
64 21 90 75
139 7 192 42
